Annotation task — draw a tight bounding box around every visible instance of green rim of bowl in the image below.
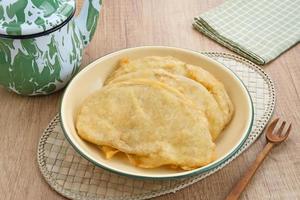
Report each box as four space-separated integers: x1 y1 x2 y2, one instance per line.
60 46 254 180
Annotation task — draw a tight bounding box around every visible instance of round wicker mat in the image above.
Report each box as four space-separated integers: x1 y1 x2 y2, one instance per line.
37 52 275 200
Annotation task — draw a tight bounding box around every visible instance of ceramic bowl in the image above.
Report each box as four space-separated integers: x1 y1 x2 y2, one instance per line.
60 46 254 179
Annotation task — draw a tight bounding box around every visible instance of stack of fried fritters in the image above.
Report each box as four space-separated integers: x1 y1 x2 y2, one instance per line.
76 56 234 170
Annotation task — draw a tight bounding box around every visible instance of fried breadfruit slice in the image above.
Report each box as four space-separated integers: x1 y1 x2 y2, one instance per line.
104 56 234 127
100 146 120 159
100 146 202 170
77 79 215 169
110 69 224 140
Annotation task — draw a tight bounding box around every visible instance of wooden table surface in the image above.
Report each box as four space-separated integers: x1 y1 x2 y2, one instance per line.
1 0 299 199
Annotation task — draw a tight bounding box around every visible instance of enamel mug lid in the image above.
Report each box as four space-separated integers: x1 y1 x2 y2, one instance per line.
0 0 75 38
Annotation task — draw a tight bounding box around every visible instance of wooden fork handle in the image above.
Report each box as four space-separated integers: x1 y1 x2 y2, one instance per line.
225 142 275 200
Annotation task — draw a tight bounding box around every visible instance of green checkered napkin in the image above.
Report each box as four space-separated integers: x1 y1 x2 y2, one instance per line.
193 0 300 65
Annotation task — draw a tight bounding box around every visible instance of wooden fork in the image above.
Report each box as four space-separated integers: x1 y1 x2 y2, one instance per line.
225 118 292 200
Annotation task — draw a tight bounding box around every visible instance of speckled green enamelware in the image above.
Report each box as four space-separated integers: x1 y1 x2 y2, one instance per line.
0 0 102 95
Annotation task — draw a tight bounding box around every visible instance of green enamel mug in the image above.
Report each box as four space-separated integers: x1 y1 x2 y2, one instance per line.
0 0 102 95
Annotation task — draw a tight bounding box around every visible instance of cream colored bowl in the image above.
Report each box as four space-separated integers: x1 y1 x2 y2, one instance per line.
60 46 254 179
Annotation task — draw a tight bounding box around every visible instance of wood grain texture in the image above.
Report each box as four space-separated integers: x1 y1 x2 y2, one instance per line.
225 142 275 200
0 0 299 199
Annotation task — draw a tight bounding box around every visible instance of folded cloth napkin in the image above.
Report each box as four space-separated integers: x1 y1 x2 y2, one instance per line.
193 0 300 65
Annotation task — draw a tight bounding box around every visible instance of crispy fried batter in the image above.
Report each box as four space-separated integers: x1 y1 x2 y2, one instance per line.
76 79 215 169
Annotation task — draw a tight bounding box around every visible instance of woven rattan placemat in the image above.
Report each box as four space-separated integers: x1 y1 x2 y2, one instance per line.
37 52 275 200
